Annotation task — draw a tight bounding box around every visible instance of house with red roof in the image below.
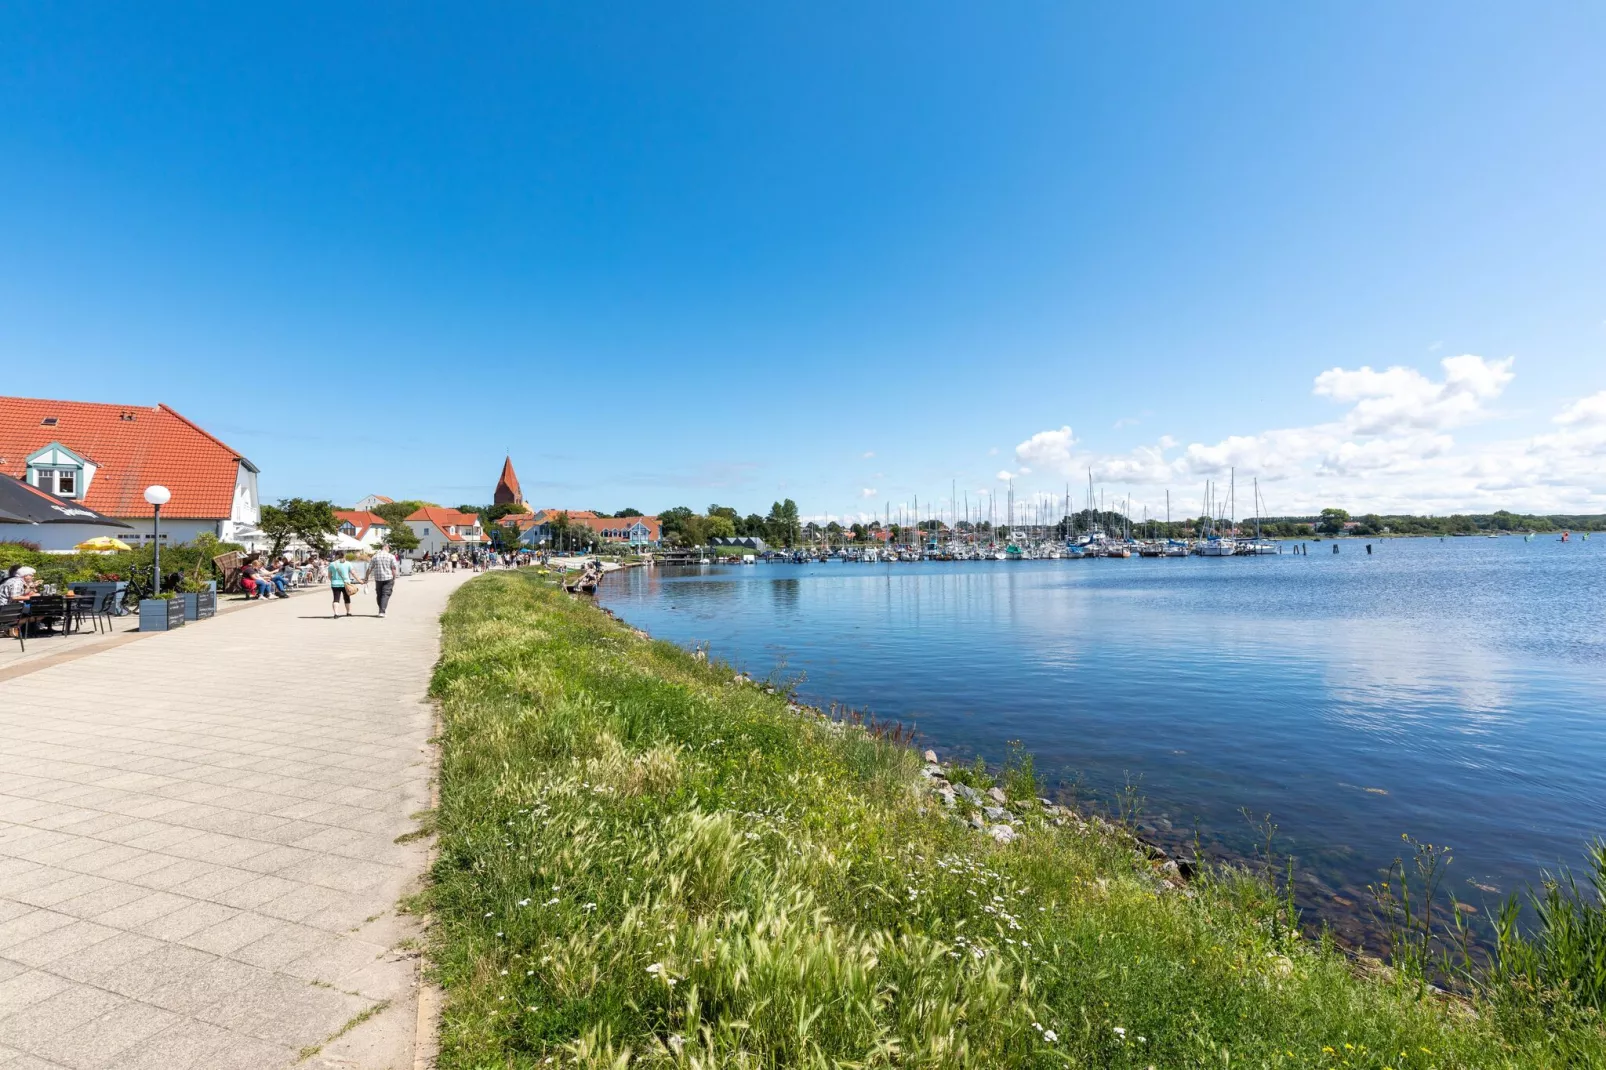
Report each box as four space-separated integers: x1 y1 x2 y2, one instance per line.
515 510 661 548
0 395 262 552
332 510 391 549
404 506 486 555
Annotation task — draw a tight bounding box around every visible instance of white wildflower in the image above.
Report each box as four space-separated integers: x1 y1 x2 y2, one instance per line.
1043 1030 1057 1043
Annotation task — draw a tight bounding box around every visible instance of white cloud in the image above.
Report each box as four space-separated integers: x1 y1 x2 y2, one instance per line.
987 446 1000 456
862 450 876 459
860 488 878 498
999 354 1606 514
1014 426 1077 472
996 470 1017 482
1554 390 1606 426
1312 354 1513 435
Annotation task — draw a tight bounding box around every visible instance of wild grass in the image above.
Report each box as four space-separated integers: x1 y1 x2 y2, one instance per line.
426 572 1605 1068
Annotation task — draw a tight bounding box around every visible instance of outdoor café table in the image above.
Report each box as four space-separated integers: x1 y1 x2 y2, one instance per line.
18 595 69 637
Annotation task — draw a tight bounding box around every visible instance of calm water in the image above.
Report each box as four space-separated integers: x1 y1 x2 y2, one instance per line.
599 537 1606 946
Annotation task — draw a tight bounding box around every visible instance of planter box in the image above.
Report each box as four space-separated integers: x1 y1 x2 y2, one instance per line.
139 598 186 632
178 590 217 621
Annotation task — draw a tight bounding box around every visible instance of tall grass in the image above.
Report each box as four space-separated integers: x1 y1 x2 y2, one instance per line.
425 572 1605 1068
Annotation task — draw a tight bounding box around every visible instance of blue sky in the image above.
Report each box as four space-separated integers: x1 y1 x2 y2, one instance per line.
3 4 1603 519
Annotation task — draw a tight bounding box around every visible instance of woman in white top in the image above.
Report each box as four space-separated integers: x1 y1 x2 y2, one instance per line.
0 565 37 605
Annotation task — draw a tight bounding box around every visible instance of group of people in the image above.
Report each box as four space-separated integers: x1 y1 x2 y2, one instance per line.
237 544 402 619
417 548 529 572
238 554 298 600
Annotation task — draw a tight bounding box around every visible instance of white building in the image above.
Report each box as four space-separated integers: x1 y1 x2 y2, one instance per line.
0 395 262 551
354 493 394 512
333 510 391 549
404 506 486 556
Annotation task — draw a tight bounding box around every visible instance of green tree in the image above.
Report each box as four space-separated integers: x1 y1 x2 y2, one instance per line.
706 514 737 540
260 498 340 558
387 522 421 553
659 507 694 541
765 499 802 548
679 514 711 547
1318 508 1351 534
617 507 644 518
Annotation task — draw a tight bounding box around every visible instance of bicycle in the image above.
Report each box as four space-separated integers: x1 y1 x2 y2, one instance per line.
120 574 153 612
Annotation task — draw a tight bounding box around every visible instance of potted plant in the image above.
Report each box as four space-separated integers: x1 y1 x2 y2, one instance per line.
176 578 216 621
138 592 186 632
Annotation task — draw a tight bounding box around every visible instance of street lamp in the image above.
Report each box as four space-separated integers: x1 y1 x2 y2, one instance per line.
143 485 171 595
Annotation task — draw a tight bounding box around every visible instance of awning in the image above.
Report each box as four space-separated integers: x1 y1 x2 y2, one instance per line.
0 474 133 528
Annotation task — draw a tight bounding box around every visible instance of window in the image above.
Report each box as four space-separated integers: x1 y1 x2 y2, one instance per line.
29 467 79 498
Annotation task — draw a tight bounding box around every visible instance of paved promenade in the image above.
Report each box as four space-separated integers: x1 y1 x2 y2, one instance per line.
0 570 474 1069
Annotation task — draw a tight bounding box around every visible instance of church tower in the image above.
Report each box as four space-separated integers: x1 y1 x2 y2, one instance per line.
493 456 525 508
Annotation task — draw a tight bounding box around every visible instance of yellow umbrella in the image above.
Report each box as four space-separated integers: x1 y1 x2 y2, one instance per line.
75 536 132 552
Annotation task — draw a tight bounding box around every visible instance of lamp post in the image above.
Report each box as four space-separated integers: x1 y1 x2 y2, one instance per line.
143 485 171 595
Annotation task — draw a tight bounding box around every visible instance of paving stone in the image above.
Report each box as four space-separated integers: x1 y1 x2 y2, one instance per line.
0 572 468 1068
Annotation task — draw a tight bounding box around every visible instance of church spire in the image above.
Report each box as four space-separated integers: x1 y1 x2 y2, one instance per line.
494 455 524 506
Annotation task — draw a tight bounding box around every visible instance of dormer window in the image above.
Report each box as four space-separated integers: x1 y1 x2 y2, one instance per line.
40 416 58 426
25 443 91 500
32 467 79 498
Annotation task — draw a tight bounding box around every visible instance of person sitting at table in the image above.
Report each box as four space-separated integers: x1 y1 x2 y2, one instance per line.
0 565 38 605
240 556 276 599
262 559 290 597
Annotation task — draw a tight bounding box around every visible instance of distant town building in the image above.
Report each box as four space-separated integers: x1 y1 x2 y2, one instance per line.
354 493 394 511
333 510 391 549
0 394 263 551
712 535 768 552
405 506 486 554
516 509 662 548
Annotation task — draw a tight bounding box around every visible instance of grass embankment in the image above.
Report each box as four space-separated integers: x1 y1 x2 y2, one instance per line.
425 572 1603 1068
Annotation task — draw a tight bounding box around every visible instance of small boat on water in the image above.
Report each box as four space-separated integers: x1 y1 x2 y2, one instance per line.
1197 537 1236 557
1164 540 1190 557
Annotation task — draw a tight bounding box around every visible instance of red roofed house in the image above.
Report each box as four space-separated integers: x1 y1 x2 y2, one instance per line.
332 510 391 549
0 395 263 552
515 510 661 548
404 507 486 555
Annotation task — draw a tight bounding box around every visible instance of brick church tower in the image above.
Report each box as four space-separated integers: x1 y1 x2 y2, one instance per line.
493 456 524 507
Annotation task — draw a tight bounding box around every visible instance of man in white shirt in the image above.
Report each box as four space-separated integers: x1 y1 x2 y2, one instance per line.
368 544 399 618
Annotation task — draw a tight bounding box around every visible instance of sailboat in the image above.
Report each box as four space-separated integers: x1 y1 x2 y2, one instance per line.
1244 478 1279 554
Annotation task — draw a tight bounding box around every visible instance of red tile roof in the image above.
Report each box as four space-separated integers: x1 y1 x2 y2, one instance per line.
406 506 486 542
333 510 390 537
0 395 251 518
570 515 662 540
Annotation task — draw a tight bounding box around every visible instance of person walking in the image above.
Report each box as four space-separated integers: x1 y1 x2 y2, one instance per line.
368 543 398 618
328 551 358 618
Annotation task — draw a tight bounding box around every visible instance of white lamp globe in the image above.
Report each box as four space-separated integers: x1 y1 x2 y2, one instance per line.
143 485 172 507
